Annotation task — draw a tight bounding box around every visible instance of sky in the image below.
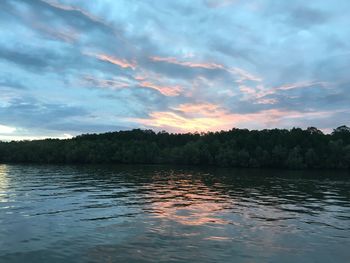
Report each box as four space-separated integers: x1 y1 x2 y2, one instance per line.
0 0 350 140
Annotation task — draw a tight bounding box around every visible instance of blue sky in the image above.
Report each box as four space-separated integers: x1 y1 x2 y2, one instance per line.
0 0 350 140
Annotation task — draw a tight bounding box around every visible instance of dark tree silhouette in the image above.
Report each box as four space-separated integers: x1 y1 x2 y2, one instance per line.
0 126 350 169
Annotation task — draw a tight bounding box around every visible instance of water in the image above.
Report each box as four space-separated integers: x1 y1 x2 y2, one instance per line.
0 164 349 263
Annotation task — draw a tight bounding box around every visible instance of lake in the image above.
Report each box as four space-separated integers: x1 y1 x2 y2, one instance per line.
0 164 349 262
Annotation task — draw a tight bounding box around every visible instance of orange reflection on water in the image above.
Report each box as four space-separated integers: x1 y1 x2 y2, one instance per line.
145 178 232 226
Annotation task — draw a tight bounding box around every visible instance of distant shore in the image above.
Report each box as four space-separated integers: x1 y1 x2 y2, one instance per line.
1 126 350 169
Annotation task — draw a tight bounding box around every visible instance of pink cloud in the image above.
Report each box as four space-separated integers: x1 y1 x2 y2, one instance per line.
139 81 183 96
150 56 262 85
83 51 136 70
42 0 106 26
94 54 136 70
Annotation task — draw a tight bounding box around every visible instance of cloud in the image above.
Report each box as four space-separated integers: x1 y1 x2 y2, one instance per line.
0 97 88 130
80 74 183 97
88 53 137 70
288 6 330 28
0 47 52 69
41 0 106 26
173 103 220 116
0 124 16 134
238 81 332 107
148 55 261 86
138 81 183 96
29 0 112 33
0 76 27 90
230 67 262 83
149 56 224 70
82 75 132 90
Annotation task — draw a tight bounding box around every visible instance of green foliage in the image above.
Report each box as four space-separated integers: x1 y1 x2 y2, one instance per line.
1 126 350 169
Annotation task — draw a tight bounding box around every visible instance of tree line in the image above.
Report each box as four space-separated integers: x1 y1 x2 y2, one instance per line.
0 126 350 169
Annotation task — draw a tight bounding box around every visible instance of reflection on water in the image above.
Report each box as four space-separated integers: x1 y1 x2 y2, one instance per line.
0 164 9 188
0 165 10 203
146 177 231 226
0 165 349 263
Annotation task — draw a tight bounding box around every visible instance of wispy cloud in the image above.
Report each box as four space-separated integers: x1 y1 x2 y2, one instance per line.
82 75 132 90
230 67 262 83
40 0 108 28
277 81 330 91
149 56 224 70
239 81 331 105
138 81 183 96
87 53 137 70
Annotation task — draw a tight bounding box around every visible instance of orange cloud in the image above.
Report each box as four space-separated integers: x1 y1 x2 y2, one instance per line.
94 54 136 69
139 81 182 96
172 103 221 117
130 103 246 132
84 51 136 69
130 103 339 132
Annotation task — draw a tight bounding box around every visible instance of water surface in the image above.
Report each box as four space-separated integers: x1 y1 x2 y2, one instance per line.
0 164 349 262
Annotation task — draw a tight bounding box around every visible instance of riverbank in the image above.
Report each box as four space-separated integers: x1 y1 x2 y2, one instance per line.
1 127 350 169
